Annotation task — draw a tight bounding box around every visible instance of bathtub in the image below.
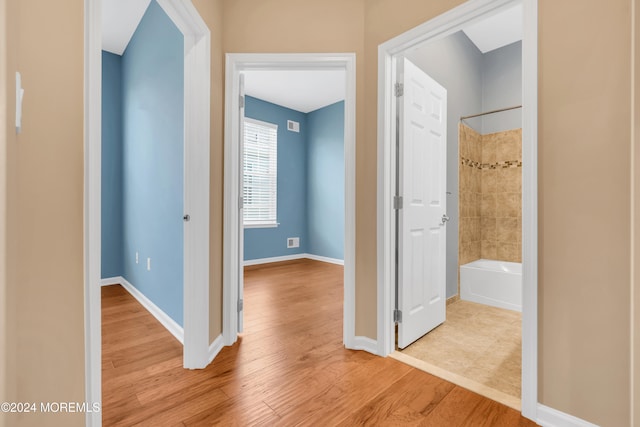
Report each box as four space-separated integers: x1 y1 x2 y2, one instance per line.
460 259 522 312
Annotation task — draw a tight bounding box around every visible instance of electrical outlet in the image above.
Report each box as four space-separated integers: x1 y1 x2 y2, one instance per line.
287 237 300 248
147 258 151 271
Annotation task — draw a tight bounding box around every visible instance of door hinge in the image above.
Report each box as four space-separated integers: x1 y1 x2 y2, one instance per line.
239 95 245 108
394 309 402 323
393 196 403 210
238 196 244 210
237 299 244 312
394 82 404 97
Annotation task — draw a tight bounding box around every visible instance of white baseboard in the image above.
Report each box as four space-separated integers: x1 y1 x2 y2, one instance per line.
305 253 344 265
537 404 600 427
350 336 378 355
243 253 307 266
243 253 345 266
100 277 122 286
101 276 184 345
208 334 224 364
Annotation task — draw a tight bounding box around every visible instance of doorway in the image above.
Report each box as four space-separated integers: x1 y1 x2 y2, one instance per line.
223 53 358 350
84 0 211 422
377 0 538 420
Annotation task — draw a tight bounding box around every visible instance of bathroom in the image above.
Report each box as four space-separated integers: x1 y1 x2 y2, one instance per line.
398 4 524 410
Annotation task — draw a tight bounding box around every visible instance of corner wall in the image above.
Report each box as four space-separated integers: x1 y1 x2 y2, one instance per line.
307 101 345 261
101 51 124 278
121 0 185 325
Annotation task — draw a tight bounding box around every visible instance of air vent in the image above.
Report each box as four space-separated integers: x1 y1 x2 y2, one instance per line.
287 120 300 133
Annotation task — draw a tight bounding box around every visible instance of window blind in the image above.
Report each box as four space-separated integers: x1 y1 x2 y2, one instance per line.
243 118 278 226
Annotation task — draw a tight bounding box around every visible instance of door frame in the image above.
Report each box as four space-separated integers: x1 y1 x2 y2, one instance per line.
376 0 538 420
84 1 211 424
223 53 358 350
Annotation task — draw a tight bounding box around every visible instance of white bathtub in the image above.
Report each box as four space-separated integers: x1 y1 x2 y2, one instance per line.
460 259 522 312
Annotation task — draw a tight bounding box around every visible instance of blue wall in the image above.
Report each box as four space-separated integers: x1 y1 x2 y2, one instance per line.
307 101 344 260
244 96 308 260
101 1 184 326
102 51 124 278
243 96 344 262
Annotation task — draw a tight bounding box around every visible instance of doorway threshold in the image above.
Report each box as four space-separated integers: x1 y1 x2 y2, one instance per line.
389 351 521 411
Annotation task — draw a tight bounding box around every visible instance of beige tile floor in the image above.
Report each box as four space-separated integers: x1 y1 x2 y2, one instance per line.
400 300 521 399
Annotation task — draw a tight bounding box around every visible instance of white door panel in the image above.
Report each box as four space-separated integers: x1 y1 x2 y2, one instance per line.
398 57 447 349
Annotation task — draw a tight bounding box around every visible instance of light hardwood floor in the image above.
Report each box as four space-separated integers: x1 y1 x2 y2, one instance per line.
102 259 538 426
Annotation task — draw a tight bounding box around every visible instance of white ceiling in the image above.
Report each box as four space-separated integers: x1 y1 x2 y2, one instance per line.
243 70 346 113
462 4 522 53
102 2 520 110
102 0 151 55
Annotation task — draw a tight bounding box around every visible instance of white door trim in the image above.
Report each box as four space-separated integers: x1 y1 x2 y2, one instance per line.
84 1 211 424
223 53 357 349
376 0 538 421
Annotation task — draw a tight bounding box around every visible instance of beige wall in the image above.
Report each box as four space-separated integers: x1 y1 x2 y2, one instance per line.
0 0 7 425
4 0 86 426
635 0 640 422
538 1 631 424
2 1 638 426
190 0 226 344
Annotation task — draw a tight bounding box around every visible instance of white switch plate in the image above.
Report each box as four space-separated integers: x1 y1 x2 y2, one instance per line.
147 258 151 271
136 252 139 264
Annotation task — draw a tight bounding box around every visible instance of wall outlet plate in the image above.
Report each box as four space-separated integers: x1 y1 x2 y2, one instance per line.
287 237 300 248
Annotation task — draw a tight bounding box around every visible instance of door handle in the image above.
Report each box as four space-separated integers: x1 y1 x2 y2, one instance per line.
440 214 449 226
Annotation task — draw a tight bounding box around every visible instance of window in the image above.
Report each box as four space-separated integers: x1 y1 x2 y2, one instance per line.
243 118 278 227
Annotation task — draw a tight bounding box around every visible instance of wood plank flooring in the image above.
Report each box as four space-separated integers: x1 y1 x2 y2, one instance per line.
102 259 538 426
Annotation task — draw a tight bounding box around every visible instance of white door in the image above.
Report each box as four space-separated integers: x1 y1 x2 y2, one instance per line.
397 57 447 349
238 73 245 333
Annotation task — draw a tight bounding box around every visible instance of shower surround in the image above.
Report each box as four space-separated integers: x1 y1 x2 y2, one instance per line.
458 123 522 273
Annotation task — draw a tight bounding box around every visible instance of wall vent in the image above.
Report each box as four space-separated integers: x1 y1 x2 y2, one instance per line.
287 120 300 133
287 237 300 248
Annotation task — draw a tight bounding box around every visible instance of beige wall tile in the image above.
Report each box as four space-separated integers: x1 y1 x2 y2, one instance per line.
497 243 521 263
497 192 521 218
497 167 522 193
481 240 497 260
481 193 497 218
497 218 519 243
482 137 496 164
471 218 481 242
499 129 522 162
481 217 497 241
481 169 497 194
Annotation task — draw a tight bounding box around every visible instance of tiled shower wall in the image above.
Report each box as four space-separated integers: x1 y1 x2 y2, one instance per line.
458 123 522 273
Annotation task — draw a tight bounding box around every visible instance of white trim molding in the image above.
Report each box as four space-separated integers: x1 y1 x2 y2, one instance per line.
351 336 379 354
156 0 211 370
208 334 224 364
305 254 345 266
223 53 357 352
83 1 102 425
243 253 345 267
103 277 185 344
243 253 307 266
376 0 538 421
537 405 601 427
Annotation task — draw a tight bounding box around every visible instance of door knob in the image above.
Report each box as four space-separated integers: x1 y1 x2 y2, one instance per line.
441 214 449 226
